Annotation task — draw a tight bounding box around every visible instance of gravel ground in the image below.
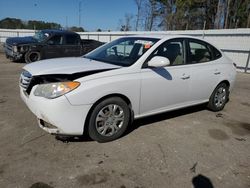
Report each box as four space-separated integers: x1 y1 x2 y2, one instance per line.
0 53 249 188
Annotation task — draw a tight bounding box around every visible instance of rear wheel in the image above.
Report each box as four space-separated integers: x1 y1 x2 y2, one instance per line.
25 51 41 63
88 97 130 142
208 83 229 111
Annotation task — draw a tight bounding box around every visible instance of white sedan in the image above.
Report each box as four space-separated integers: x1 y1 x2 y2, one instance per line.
20 35 236 142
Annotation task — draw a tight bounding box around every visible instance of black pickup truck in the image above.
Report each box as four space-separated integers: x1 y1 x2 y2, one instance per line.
4 29 104 63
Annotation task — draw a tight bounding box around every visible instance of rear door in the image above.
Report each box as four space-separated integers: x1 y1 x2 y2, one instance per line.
63 34 81 57
186 39 222 103
44 34 64 58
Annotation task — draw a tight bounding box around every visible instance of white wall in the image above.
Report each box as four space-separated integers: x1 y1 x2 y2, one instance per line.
1 28 249 72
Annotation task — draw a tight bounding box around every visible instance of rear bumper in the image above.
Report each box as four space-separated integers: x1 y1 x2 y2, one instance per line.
20 86 92 135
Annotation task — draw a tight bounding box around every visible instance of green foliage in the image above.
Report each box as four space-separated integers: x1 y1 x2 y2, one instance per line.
26 20 61 30
0 17 25 29
68 26 85 32
0 17 61 30
226 0 250 28
143 0 249 30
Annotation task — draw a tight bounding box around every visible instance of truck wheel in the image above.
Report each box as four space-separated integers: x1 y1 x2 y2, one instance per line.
25 51 41 63
88 97 130 142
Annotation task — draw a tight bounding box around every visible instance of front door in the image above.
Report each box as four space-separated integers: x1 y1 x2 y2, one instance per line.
140 38 192 116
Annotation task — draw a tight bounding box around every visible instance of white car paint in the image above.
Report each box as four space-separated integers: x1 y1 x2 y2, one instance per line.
24 57 121 75
20 35 236 136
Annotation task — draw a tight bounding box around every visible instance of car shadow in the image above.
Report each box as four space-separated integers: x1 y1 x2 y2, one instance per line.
124 104 207 137
55 134 93 143
9 59 26 64
152 67 173 80
56 104 208 143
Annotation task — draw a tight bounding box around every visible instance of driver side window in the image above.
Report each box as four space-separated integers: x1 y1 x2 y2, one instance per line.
47 35 63 45
152 39 184 66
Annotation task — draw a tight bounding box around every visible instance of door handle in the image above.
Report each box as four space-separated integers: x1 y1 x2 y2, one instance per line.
214 71 221 75
181 75 190 80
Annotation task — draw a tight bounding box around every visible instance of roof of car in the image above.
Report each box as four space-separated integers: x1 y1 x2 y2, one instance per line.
129 34 222 52
127 34 200 40
41 29 78 35
125 34 217 46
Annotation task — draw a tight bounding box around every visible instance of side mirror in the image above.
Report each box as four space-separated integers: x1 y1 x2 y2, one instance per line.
148 56 170 68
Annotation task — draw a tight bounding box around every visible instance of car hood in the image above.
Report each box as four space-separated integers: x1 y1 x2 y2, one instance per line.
6 36 37 46
23 57 121 76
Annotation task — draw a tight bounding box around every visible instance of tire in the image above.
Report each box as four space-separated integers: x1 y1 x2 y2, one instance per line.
207 83 229 112
25 51 41 63
88 97 130 142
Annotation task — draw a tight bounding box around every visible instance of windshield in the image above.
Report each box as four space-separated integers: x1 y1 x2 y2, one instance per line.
33 31 50 42
85 37 159 67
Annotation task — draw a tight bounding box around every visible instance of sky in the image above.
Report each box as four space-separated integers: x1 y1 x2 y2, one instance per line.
0 0 137 31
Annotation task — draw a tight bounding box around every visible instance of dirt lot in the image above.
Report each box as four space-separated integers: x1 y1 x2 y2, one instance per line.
0 53 249 188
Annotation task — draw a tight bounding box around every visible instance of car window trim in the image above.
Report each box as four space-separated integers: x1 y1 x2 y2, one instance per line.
186 38 221 65
142 37 187 69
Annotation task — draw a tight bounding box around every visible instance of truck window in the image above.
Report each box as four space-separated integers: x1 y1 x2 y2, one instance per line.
47 35 63 45
65 34 80 45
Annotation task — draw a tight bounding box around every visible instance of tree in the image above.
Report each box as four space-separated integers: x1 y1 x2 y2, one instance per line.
0 17 24 29
69 26 85 32
119 14 134 31
143 0 162 31
134 0 250 30
134 0 143 31
204 0 219 29
214 0 226 29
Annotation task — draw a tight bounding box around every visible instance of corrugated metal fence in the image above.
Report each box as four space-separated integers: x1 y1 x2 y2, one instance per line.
0 28 249 73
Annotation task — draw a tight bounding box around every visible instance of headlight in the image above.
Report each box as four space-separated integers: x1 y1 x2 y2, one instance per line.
12 45 18 52
34 81 80 99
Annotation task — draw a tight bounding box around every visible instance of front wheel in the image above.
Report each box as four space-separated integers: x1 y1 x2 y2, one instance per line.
25 51 41 63
208 83 229 112
88 97 130 142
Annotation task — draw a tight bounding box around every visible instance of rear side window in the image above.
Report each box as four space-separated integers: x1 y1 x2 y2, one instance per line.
65 34 80 45
47 35 63 45
188 41 212 63
210 45 222 59
187 39 222 64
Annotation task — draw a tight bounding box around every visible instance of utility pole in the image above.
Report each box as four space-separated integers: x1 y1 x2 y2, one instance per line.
65 16 68 29
79 1 82 27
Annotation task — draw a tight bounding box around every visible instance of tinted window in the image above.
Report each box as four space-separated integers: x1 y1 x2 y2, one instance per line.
65 34 79 45
210 45 222 59
187 40 212 63
150 39 185 66
47 35 63 45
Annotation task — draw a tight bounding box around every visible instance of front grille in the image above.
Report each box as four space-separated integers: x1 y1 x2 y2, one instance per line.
5 43 12 51
20 70 32 90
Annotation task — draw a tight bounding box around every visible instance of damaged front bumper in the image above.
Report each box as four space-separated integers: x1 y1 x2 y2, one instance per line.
4 44 24 61
20 86 92 135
